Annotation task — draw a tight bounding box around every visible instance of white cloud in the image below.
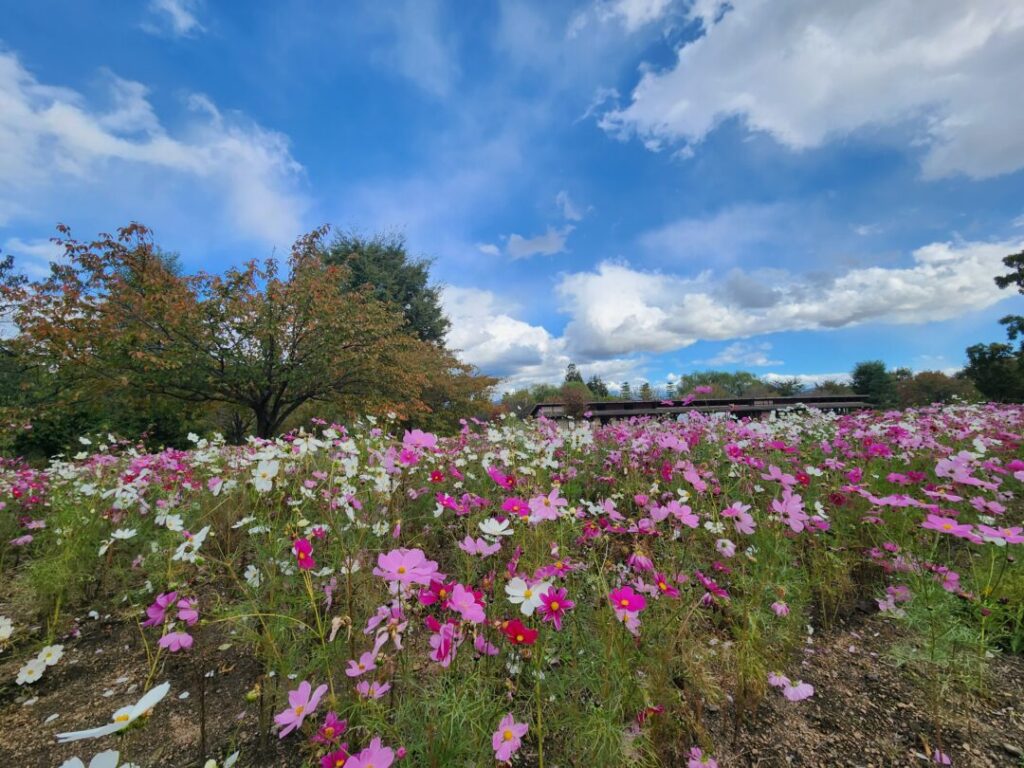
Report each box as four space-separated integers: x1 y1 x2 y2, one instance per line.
557 238 1021 357
555 190 584 221
146 0 204 37
603 0 1024 178
761 372 851 387
610 0 676 30
0 51 306 244
442 285 637 391
696 341 781 367
476 243 501 257
375 0 459 98
507 226 574 259
2 237 63 279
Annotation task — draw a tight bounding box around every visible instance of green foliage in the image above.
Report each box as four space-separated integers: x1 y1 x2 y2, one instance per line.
322 231 450 344
964 342 1024 402
564 363 584 384
851 360 898 407
896 370 981 408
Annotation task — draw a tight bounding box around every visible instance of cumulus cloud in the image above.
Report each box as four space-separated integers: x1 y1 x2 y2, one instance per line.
603 0 1024 178
506 226 574 259
442 285 636 391
761 372 851 387
476 243 501 257
146 0 204 37
696 341 781 367
557 238 1021 357
0 51 306 244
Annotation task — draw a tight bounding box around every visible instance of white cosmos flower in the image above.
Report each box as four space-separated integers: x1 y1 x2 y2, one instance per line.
252 460 280 493
172 526 211 563
59 749 122 768
56 682 170 742
110 529 137 540
505 577 551 617
0 616 12 642
243 564 262 589
37 644 64 666
17 657 45 685
479 518 513 538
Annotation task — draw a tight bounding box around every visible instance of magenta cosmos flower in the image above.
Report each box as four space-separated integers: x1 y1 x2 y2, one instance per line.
538 586 575 630
373 547 440 587
492 713 528 763
274 680 328 738
142 591 178 627
609 586 646 613
347 736 395 768
293 538 316 570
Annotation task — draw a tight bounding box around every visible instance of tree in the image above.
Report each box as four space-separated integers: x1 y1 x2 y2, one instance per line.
769 377 805 397
808 379 854 396
896 371 980 407
619 381 633 400
851 361 897 407
638 381 653 400
560 381 592 418
564 363 583 384
13 224 459 439
963 343 1024 402
321 231 450 344
586 374 609 398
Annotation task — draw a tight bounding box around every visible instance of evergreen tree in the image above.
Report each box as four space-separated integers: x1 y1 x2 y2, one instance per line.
620 381 633 400
851 361 898 407
564 363 584 384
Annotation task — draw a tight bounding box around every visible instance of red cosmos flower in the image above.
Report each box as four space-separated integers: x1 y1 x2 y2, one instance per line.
293 538 316 570
501 618 538 646
430 470 446 483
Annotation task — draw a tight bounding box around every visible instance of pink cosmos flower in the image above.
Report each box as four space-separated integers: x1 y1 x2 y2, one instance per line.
474 634 499 656
782 680 814 701
492 713 528 764
142 591 178 627
177 598 199 626
772 489 808 533
932 749 952 765
768 672 789 688
293 538 316 570
921 513 974 538
449 583 486 624
687 746 719 768
609 586 646 612
347 736 395 768
355 680 391 699
537 586 575 630
771 601 790 617
458 536 501 558
374 548 440 587
274 680 328 738
158 631 193 653
663 500 699 528
501 497 530 518
346 650 378 678
528 488 567 523
715 539 736 558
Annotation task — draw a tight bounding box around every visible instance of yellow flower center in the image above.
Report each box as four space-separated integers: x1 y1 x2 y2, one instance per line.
397 566 407 574
942 523 954 531
658 582 667 591
523 589 532 598
439 589 447 598
295 705 304 716
620 598 630 607
516 634 524 642
114 714 131 723
503 729 514 741
549 601 560 611
325 727 335 737
555 560 563 568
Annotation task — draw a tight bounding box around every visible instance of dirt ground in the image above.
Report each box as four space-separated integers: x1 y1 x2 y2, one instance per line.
1 611 1022 767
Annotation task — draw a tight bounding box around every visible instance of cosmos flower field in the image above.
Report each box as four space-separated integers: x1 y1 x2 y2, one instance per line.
2 405 1023 767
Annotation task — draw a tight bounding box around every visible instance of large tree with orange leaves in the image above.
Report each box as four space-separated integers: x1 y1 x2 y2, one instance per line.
11 224 493 439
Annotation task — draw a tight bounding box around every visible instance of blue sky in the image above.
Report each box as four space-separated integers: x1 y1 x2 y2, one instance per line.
2 0 1023 392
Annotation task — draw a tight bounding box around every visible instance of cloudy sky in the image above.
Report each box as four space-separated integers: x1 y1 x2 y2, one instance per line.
2 0 1023 391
